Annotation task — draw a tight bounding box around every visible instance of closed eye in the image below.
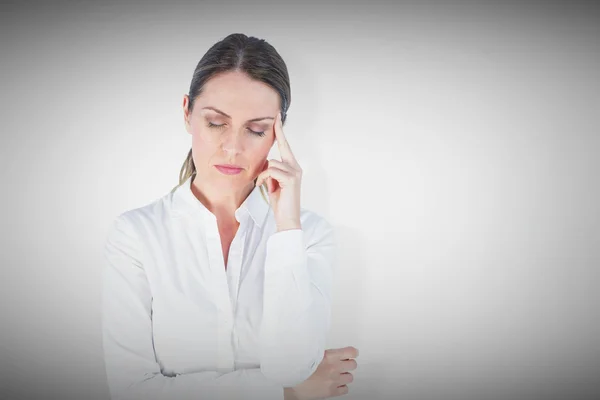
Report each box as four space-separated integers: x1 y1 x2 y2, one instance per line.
207 122 265 137
249 129 266 137
207 122 224 129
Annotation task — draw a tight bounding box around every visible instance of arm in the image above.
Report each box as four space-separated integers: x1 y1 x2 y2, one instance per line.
102 215 285 400
259 217 336 388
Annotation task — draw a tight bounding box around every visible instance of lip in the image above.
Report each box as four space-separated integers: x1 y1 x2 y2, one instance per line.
215 164 244 175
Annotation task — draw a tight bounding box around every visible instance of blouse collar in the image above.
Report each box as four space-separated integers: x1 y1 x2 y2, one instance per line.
172 174 270 228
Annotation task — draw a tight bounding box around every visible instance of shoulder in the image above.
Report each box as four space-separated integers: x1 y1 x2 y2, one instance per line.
106 191 174 240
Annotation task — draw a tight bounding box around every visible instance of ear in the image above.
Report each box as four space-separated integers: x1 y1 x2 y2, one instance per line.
182 94 192 134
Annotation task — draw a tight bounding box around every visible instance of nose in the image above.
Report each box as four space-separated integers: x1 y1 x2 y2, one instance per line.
221 130 244 155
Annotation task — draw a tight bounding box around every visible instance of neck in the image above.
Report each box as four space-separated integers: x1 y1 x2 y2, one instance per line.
190 175 254 222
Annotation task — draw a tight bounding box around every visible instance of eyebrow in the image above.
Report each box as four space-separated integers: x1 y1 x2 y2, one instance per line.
201 107 274 122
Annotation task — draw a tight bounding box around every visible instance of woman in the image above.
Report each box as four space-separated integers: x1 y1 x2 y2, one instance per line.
101 33 358 400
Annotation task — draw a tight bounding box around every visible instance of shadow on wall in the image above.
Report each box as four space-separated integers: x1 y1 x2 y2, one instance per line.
327 224 384 400
283 44 385 400
277 45 331 219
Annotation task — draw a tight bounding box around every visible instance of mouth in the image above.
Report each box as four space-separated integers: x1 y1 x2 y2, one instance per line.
215 164 244 175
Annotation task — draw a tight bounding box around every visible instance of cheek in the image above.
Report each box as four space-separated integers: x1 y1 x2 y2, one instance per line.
247 144 272 171
196 127 219 144
248 140 271 158
190 130 218 162
191 127 219 151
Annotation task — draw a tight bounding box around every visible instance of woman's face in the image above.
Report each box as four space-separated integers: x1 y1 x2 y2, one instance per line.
183 70 279 193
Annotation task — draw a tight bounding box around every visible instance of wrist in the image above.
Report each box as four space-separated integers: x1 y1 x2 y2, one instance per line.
276 220 301 232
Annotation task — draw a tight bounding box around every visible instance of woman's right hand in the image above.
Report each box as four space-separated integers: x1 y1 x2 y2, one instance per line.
284 346 359 400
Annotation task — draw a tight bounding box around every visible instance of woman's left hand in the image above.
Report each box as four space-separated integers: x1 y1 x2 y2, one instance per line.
255 112 302 232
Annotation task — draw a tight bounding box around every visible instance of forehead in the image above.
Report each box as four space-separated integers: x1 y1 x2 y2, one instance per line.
196 71 280 116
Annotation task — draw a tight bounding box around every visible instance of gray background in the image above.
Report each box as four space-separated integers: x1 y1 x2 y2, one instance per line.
1 0 599 399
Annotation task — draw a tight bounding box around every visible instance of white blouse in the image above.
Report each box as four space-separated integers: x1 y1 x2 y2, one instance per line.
101 174 336 400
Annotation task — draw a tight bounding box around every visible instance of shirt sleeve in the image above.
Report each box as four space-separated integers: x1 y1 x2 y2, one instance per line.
101 215 285 400
259 216 336 388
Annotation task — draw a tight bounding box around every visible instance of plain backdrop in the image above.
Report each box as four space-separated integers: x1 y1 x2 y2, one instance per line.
1 1 599 399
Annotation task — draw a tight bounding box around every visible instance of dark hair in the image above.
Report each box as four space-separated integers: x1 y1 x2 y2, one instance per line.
173 33 291 195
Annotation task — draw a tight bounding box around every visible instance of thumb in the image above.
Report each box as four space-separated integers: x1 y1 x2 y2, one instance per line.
267 177 274 193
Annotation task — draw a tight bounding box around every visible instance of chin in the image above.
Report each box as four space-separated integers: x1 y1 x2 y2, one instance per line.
213 174 250 186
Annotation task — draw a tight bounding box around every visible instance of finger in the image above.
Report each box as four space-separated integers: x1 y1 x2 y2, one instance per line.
330 346 359 360
273 112 299 167
339 358 358 372
256 175 273 192
337 372 354 385
255 166 293 188
334 385 349 396
255 159 273 186
267 177 275 193
265 159 296 175
256 166 289 187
